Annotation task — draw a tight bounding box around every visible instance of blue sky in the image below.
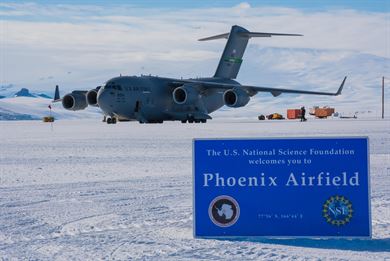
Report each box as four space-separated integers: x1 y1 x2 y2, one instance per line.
16 0 390 12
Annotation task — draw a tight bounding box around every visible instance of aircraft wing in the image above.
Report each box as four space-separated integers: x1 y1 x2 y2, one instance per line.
181 76 346 97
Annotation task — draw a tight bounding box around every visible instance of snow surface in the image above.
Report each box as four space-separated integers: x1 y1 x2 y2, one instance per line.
0 119 389 260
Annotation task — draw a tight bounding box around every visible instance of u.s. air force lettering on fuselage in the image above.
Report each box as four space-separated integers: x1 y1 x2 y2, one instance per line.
202 172 360 187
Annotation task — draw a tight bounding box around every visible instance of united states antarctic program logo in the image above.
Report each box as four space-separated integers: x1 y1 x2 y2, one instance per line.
209 195 240 227
322 195 353 226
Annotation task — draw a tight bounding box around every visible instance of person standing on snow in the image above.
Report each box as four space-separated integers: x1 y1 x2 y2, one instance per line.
300 106 307 121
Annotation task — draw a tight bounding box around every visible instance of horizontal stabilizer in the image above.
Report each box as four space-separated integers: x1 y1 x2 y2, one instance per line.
198 33 229 41
199 31 302 41
198 25 302 79
240 32 303 37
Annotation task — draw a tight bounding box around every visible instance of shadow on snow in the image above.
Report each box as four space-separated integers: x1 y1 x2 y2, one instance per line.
218 237 390 252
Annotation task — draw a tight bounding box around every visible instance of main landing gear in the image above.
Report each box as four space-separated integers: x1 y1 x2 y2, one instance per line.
106 117 117 124
138 120 163 124
181 119 207 123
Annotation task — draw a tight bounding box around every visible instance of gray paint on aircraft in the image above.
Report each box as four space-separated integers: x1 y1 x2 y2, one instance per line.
56 25 346 123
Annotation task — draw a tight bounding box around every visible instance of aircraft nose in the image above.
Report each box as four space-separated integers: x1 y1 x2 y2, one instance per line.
97 88 113 114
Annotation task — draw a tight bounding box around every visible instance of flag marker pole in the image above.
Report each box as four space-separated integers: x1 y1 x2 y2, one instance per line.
49 104 53 131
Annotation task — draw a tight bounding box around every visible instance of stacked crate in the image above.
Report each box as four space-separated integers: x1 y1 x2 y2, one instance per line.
287 109 301 119
315 107 335 118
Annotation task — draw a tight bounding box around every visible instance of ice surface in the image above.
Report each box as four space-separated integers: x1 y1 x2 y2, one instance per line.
0 119 389 260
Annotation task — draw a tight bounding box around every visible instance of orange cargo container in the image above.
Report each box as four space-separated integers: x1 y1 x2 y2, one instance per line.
325 108 335 115
315 108 329 118
287 109 301 119
315 107 335 118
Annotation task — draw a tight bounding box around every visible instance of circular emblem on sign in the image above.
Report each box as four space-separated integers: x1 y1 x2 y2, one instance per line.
209 195 240 227
322 195 353 226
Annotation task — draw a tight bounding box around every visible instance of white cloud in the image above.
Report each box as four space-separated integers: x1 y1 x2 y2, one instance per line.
0 2 388 97
234 2 251 10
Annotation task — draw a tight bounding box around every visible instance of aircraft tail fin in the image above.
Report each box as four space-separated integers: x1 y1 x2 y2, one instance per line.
199 25 302 79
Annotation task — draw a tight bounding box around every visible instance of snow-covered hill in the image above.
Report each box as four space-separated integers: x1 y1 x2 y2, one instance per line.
0 97 100 120
214 47 389 119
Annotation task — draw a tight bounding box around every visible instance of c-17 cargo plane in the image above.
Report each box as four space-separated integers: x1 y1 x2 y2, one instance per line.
54 25 346 124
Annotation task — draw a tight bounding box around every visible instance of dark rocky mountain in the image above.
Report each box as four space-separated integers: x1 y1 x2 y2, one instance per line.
14 88 36 97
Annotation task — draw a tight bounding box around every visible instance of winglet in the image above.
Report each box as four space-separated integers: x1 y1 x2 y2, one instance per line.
53 85 61 102
335 76 347 96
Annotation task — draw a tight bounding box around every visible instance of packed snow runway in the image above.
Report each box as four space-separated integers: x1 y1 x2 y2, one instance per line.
0 119 389 260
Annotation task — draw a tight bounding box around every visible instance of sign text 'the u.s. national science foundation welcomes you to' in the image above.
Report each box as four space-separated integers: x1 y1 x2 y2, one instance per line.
193 137 371 238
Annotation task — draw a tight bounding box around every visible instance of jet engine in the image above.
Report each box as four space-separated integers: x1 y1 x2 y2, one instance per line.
172 84 199 105
223 88 250 108
62 92 88 111
86 86 101 107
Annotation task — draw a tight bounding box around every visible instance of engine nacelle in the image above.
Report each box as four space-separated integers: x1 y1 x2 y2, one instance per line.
223 88 250 108
172 84 199 105
86 86 101 107
62 92 88 111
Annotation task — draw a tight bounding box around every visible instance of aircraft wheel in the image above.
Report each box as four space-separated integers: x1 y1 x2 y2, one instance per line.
107 118 112 124
194 119 200 123
201 119 207 123
181 120 187 123
188 119 194 123
112 118 117 124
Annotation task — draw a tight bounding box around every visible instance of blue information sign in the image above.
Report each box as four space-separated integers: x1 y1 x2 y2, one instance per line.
193 137 371 238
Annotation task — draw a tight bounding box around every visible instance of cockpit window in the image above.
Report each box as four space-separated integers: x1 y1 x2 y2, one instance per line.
104 83 122 91
104 83 112 89
114 85 122 91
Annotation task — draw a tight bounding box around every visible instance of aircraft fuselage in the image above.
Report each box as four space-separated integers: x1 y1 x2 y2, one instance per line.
97 75 239 123
57 25 345 124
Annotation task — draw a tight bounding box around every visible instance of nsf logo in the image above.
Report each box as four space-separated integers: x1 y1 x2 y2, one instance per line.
323 195 353 226
209 195 240 227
